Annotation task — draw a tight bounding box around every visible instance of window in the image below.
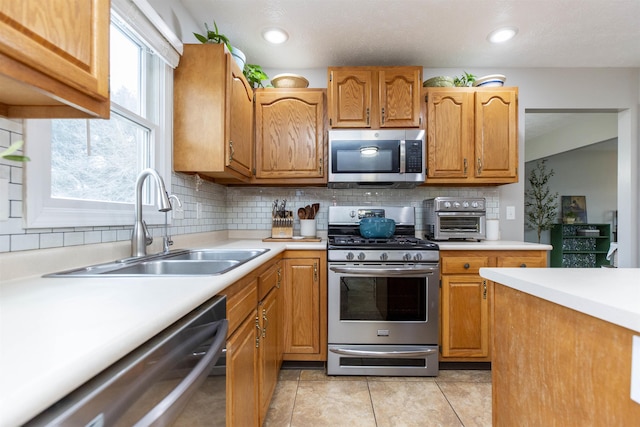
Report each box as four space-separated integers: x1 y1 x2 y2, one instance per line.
24 5 178 228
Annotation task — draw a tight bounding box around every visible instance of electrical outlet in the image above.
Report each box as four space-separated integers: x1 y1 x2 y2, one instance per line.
173 206 184 220
0 178 8 221
506 206 516 220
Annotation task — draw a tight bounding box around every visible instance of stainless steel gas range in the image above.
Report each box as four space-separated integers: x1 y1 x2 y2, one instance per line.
327 206 440 376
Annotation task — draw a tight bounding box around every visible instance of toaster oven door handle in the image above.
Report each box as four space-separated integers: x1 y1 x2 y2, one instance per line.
329 266 437 275
330 347 437 358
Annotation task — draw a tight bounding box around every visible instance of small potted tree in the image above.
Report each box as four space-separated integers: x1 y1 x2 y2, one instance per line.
525 159 558 242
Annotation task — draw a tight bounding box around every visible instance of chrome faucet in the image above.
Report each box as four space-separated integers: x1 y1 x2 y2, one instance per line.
163 194 182 253
131 169 172 257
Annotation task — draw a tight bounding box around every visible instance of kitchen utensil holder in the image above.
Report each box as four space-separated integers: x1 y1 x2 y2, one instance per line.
271 211 293 238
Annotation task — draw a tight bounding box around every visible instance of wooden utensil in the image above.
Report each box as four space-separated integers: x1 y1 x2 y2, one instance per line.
297 207 307 219
311 203 320 219
305 205 312 219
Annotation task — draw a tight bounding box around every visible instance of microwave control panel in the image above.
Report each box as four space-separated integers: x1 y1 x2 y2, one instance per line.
405 140 423 173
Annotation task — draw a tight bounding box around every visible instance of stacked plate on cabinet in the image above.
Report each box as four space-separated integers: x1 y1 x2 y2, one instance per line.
473 74 506 87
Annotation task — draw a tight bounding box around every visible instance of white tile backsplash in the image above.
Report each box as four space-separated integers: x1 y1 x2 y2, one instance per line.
0 116 501 253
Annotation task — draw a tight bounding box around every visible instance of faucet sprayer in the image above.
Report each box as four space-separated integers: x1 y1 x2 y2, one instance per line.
131 168 172 257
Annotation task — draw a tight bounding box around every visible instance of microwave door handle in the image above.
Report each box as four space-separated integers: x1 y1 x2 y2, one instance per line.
329 266 437 276
330 347 437 358
399 139 406 174
133 319 228 427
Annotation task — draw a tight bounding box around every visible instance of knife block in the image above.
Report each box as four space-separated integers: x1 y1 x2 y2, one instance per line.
271 212 293 238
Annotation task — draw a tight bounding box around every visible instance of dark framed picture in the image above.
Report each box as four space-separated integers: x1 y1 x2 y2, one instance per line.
561 196 587 223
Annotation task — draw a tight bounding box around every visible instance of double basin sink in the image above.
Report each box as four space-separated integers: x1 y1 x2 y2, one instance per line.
46 248 270 277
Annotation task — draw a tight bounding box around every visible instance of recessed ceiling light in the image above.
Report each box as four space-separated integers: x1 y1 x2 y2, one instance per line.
487 27 518 43
262 28 289 44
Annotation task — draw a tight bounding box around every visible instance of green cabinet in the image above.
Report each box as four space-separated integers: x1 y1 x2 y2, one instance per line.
550 224 611 268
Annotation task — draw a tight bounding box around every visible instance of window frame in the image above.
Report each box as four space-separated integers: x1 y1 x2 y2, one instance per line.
23 8 174 229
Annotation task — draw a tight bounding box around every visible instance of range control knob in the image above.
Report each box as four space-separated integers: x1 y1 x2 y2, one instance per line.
463 201 469 208
444 201 451 208
453 201 461 208
414 253 423 261
358 252 366 261
346 252 355 261
471 201 479 208
403 253 412 261
380 252 389 261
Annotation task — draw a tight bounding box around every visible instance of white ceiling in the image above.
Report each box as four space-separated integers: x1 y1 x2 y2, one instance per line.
179 0 640 69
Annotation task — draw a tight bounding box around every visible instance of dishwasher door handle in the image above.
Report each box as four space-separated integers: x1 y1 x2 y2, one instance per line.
134 318 228 427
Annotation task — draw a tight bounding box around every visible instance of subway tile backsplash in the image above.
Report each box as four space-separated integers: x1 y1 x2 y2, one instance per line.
0 119 499 253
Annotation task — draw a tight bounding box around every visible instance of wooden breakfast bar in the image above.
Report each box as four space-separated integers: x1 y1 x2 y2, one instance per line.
479 267 640 426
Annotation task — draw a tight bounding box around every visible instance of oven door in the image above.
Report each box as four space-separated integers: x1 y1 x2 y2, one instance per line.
327 263 439 345
327 263 439 376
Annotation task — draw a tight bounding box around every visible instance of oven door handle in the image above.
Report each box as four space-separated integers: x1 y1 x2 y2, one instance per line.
330 347 437 358
329 266 437 276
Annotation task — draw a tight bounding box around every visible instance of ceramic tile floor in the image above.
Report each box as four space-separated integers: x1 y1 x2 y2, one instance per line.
264 369 492 427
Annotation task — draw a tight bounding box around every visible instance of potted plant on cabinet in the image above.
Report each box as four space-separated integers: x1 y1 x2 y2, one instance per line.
243 63 270 88
194 21 246 70
525 159 558 242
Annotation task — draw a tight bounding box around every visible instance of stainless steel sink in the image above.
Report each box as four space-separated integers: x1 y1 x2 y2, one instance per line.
45 248 270 277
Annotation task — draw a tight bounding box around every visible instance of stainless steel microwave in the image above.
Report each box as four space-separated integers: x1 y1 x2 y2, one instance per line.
328 129 425 188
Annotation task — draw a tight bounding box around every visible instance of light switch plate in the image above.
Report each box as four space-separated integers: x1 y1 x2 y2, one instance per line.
506 206 516 220
632 335 640 404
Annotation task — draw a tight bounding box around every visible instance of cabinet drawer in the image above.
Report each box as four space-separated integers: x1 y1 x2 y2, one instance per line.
441 257 490 274
498 257 546 268
258 262 281 301
227 279 258 335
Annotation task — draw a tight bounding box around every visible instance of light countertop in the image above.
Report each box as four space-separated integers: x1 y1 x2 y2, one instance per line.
480 267 640 333
0 238 326 427
436 240 552 251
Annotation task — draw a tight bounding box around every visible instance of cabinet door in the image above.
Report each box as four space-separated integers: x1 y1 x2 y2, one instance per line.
378 68 422 128
258 287 281 425
474 89 518 179
328 69 373 128
441 275 490 359
0 0 109 118
426 89 474 178
283 257 325 358
255 90 325 179
227 60 254 178
227 310 259 427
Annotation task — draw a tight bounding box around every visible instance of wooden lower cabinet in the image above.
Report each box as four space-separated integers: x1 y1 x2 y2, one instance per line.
226 304 259 426
439 250 547 362
224 258 283 426
282 251 327 361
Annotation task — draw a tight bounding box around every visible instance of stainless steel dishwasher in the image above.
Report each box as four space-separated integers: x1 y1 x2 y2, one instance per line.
25 296 228 427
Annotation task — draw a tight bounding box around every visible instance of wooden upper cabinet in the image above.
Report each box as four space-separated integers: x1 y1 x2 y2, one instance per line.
378 68 422 128
174 44 253 182
424 87 518 185
328 66 421 128
327 69 373 128
0 0 110 118
254 89 327 183
475 89 518 180
426 90 473 179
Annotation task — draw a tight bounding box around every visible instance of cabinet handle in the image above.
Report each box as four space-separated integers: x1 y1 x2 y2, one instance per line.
262 309 268 338
381 107 385 124
366 108 370 125
313 261 318 282
229 140 235 162
319 158 323 176
483 280 487 299
463 158 468 175
463 263 470 269
477 157 482 175
255 316 261 348
520 263 527 268
276 267 282 288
